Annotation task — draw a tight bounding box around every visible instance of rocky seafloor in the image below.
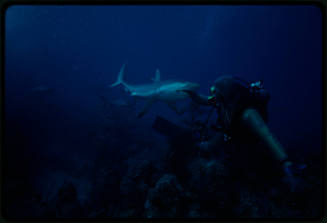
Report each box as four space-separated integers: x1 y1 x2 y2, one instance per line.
3 99 323 220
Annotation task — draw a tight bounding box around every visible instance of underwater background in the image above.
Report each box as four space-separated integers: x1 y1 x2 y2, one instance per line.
3 5 323 219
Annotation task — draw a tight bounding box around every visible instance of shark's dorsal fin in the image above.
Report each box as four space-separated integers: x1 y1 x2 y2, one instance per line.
151 69 161 83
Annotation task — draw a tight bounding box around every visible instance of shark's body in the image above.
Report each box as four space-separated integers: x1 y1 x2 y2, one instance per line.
110 64 200 117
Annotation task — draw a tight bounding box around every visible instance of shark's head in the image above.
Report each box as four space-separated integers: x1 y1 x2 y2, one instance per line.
180 82 200 91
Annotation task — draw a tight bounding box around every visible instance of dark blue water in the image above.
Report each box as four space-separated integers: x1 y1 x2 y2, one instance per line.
4 5 323 218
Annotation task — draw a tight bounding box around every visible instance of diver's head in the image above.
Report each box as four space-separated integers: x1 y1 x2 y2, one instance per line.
250 80 264 89
208 85 223 106
210 86 216 95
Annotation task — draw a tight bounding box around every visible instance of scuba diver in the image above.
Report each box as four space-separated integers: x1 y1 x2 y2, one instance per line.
183 76 306 192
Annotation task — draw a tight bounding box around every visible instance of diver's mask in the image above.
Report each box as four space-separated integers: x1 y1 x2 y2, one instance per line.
208 86 218 106
250 80 263 90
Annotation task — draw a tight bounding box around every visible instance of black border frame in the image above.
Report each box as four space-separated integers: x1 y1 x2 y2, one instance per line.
0 1 326 222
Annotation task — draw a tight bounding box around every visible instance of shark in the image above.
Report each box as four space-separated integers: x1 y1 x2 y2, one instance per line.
110 64 200 118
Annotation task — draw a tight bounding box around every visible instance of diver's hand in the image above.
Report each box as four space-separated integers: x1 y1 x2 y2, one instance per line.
283 161 307 177
282 161 307 193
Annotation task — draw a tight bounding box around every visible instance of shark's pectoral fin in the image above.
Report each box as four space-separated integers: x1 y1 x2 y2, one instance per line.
178 106 188 115
167 102 184 116
124 87 130 93
137 99 156 118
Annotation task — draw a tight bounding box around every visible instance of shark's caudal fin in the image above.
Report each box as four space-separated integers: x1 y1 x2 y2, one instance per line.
151 69 161 82
111 64 126 87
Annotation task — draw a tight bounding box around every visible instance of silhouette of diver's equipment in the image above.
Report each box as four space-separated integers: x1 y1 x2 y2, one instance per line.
184 76 310 192
157 76 306 191
211 76 289 163
183 76 308 182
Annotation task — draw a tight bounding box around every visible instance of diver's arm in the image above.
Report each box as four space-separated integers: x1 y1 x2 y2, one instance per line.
183 90 210 106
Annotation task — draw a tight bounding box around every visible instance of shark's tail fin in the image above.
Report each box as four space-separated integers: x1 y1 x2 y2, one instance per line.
111 64 126 87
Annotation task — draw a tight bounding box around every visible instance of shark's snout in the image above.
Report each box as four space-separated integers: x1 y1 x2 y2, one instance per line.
185 82 200 90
